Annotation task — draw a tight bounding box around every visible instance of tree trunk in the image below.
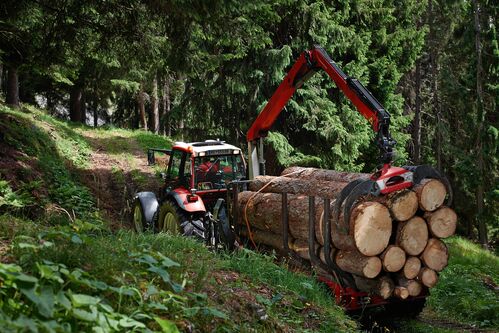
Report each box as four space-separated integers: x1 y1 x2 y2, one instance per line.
93 101 98 127
349 202 392 256
69 85 84 123
6 65 20 107
396 217 429 256
403 256 422 279
380 245 406 272
418 267 438 288
413 59 422 164
138 83 147 130
237 191 324 240
248 175 348 199
281 167 369 183
420 238 448 272
353 275 394 299
413 178 447 211
397 277 423 297
152 75 159 134
394 286 409 300
163 74 171 136
335 249 382 278
473 0 488 247
424 206 457 238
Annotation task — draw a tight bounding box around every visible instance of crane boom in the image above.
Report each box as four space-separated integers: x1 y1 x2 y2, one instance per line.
246 45 396 178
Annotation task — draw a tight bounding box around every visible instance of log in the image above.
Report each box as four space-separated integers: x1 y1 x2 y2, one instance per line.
237 191 323 240
291 239 320 261
413 178 447 211
319 246 337 265
403 256 422 279
239 227 292 250
418 267 438 288
248 175 348 199
380 245 406 272
424 206 457 238
394 286 410 300
350 202 392 256
397 277 423 297
420 238 449 271
353 275 395 299
335 249 382 278
396 217 428 256
384 190 419 221
281 166 369 183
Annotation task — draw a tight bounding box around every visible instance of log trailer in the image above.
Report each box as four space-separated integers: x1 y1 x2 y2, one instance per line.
236 45 452 312
134 45 452 314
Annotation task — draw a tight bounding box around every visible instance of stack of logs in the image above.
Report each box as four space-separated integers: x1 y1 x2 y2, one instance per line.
237 167 457 300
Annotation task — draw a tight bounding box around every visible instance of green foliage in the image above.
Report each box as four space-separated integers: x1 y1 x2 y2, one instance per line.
426 237 499 329
0 180 32 209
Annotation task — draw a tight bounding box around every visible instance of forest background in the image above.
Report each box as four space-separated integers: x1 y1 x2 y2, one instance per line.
0 0 497 247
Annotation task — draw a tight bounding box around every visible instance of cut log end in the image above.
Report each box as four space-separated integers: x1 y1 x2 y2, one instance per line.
414 179 447 212
425 206 457 238
389 190 419 221
336 250 382 278
394 286 410 300
421 238 449 271
403 256 422 279
397 277 423 296
352 202 392 256
381 245 406 272
397 216 429 256
418 267 438 288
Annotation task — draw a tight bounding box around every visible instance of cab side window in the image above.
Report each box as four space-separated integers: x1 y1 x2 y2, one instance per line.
168 150 183 178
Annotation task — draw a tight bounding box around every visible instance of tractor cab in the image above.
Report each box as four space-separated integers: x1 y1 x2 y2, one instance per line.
158 140 246 210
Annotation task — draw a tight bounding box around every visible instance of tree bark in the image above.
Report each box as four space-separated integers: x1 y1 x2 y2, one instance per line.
420 238 448 272
473 0 488 247
335 249 382 278
281 167 369 183
248 175 348 199
424 206 457 238
164 74 172 136
413 178 447 211
396 217 429 256
152 75 159 134
353 275 394 299
69 85 84 123
138 83 147 130
6 65 20 107
413 59 422 164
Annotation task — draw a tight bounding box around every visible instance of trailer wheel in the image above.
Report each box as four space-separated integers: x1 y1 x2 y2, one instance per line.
132 199 146 233
157 200 184 235
384 297 426 318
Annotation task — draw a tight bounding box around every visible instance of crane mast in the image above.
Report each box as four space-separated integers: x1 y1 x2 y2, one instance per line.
246 45 396 179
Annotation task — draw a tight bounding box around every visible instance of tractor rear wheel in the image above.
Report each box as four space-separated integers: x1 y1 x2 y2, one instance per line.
132 199 146 233
157 200 184 235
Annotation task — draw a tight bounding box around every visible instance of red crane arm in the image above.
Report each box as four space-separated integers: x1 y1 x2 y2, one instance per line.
246 45 395 164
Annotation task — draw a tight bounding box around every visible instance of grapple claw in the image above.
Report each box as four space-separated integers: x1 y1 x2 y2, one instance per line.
332 179 365 230
403 165 453 206
342 180 379 231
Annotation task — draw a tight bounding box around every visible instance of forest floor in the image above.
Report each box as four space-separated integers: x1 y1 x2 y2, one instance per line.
0 103 497 332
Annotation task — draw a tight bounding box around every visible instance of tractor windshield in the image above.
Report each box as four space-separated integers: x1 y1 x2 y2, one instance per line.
194 154 245 190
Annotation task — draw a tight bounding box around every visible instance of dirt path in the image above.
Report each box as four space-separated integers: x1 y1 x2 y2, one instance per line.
78 130 162 229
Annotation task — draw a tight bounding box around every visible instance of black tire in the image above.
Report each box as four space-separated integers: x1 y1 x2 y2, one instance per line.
132 199 146 233
157 200 185 235
383 297 426 318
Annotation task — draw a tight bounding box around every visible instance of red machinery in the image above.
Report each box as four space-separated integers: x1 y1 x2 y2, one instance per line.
243 45 451 311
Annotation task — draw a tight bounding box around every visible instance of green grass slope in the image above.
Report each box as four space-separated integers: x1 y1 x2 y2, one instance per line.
0 103 497 332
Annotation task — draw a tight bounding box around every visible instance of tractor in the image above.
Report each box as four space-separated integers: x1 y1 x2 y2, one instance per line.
132 139 245 247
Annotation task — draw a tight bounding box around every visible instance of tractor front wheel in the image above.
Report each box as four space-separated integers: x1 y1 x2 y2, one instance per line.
132 199 146 233
157 200 185 235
